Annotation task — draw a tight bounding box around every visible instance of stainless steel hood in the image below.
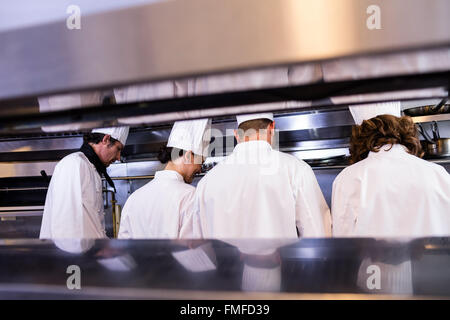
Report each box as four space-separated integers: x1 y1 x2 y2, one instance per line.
1 0 450 101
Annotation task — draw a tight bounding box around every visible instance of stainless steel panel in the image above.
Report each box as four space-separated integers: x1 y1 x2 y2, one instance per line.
1 0 449 100
0 211 43 218
125 161 164 177
0 162 58 178
0 137 82 153
106 162 128 178
411 114 450 123
0 206 44 211
276 110 355 130
0 1 164 32
282 139 350 152
0 238 449 298
0 206 44 218
1 72 449 133
0 187 48 192
0 110 354 150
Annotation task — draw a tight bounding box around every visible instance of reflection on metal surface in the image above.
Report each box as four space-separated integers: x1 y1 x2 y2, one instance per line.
281 139 350 152
0 206 44 218
410 113 450 123
1 71 449 133
0 162 58 178
0 110 352 151
275 110 355 130
0 137 82 153
292 149 350 160
0 238 449 299
172 242 217 273
331 87 448 105
0 0 449 100
110 175 155 181
0 283 440 300
0 206 44 211
0 187 48 192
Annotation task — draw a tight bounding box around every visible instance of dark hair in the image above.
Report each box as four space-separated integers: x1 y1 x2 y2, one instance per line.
349 114 423 164
237 119 273 139
83 133 118 147
157 147 185 164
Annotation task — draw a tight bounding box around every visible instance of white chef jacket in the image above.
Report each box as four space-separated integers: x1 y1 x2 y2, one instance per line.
118 170 196 239
192 140 331 238
332 144 450 237
40 152 106 239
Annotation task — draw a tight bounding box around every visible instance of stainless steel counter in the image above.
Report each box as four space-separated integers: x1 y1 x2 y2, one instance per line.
0 237 449 299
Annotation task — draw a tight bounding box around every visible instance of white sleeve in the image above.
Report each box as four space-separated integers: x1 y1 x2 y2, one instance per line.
295 164 332 237
331 174 356 237
43 158 85 238
178 189 198 239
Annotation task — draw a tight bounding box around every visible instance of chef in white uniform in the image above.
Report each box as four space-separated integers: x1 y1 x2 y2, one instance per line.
192 113 331 238
40 126 129 239
118 118 212 239
332 102 450 237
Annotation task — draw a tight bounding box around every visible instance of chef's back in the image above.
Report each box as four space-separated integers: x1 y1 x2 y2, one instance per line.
118 118 212 239
118 171 196 239
332 145 450 237
331 103 450 237
192 113 331 239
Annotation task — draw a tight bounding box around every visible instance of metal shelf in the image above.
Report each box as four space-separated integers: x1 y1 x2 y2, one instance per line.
310 157 450 170
0 206 44 218
410 113 450 123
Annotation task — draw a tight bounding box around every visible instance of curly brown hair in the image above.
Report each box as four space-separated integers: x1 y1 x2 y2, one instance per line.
349 114 424 164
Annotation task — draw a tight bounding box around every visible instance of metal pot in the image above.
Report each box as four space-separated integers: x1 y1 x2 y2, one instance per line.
417 122 450 158
424 138 450 158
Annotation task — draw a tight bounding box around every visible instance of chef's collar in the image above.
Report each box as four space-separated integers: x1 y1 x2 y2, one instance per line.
154 170 185 182
368 144 408 157
80 143 116 192
234 140 272 153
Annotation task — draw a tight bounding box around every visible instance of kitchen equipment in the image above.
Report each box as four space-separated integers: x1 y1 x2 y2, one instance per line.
417 122 450 158
112 198 122 239
40 170 50 183
104 189 122 238
304 155 350 167
403 98 449 117
424 138 450 158
431 121 440 140
416 123 434 144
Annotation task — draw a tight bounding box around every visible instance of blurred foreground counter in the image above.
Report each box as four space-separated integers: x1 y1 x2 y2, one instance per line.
0 237 449 299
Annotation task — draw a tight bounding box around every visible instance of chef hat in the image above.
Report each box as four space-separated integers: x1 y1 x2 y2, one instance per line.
91 126 130 146
349 101 401 125
236 113 274 126
242 264 281 292
167 118 212 157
